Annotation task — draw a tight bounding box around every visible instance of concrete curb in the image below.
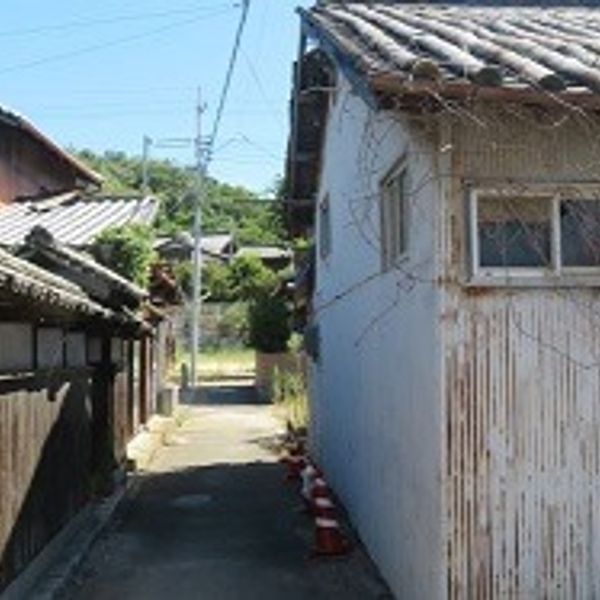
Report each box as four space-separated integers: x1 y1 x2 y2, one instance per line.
1 477 134 600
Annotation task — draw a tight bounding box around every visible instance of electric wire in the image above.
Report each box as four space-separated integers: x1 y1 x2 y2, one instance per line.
0 8 235 76
206 0 251 160
0 3 237 38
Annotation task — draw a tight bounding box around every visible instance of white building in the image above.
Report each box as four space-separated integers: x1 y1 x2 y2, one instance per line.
288 4 600 598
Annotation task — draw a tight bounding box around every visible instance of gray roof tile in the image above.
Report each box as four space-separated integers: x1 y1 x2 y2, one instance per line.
303 4 600 96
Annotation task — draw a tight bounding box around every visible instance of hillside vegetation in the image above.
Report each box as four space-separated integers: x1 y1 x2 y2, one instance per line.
75 149 285 245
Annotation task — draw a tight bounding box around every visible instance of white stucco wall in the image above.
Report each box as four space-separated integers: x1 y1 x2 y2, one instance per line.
311 76 444 598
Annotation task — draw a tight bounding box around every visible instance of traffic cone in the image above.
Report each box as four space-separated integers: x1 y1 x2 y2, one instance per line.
313 496 336 519
310 477 329 500
282 453 305 481
314 516 351 556
300 464 317 503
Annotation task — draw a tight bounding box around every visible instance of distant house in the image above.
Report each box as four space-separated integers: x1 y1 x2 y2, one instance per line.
289 4 600 598
0 104 101 205
154 232 237 263
235 245 292 271
0 191 159 251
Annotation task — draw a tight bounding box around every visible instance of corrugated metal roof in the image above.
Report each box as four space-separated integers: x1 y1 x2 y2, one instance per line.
0 193 159 247
302 4 600 98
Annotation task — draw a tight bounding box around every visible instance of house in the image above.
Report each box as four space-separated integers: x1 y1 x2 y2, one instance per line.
289 3 600 598
19 225 161 430
235 245 292 271
0 244 149 594
154 231 237 264
0 105 101 205
0 191 159 251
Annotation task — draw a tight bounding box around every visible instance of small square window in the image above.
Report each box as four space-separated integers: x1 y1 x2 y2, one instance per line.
477 196 552 269
560 199 600 268
381 166 408 270
469 186 600 283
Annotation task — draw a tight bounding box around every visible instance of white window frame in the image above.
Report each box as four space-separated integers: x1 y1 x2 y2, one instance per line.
380 162 409 271
469 184 600 286
318 194 332 261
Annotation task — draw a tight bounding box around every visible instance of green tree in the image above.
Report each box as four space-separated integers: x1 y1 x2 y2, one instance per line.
74 149 286 246
92 224 156 286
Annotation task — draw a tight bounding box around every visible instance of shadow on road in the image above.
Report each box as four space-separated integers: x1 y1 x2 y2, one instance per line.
67 460 391 600
181 379 266 406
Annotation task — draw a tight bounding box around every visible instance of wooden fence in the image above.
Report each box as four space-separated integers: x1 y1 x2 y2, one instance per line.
0 369 92 591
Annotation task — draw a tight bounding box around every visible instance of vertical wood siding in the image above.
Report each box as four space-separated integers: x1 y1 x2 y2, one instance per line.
443 108 600 598
0 371 92 592
0 124 78 205
444 292 600 597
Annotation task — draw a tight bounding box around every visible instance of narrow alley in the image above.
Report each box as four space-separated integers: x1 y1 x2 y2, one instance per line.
62 381 390 600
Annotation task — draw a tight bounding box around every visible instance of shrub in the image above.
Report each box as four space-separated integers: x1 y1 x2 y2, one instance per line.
248 293 290 353
217 302 249 342
93 224 155 286
271 367 308 432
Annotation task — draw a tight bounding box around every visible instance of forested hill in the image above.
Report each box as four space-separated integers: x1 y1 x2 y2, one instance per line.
75 149 285 245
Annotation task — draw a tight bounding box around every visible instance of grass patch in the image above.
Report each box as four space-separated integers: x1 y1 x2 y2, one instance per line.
198 347 255 379
271 368 309 433
169 347 255 383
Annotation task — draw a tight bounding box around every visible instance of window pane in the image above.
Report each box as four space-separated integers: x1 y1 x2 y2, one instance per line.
395 172 406 256
478 196 552 268
560 199 600 267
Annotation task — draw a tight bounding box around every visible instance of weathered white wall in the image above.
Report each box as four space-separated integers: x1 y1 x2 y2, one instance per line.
441 107 600 598
311 76 444 598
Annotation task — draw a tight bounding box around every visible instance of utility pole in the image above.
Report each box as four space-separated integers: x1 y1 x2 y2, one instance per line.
189 0 250 388
142 135 152 195
190 88 205 386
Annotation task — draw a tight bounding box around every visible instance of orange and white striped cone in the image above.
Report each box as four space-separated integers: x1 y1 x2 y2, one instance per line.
314 516 351 557
310 476 328 500
300 464 317 509
313 496 336 519
284 454 305 481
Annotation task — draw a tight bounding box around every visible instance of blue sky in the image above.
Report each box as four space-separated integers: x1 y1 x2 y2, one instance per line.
0 0 311 194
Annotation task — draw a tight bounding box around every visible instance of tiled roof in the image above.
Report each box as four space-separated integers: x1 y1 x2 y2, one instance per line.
0 192 159 247
200 233 235 255
236 246 292 260
23 226 147 303
0 246 112 317
155 232 236 259
301 4 600 98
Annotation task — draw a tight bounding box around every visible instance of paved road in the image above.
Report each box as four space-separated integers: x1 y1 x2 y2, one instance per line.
66 381 391 600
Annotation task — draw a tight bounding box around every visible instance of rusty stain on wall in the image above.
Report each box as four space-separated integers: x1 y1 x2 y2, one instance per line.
442 108 600 598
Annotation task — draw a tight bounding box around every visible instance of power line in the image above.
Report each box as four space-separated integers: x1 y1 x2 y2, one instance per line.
207 0 251 156
0 8 235 76
0 3 236 37
190 0 251 385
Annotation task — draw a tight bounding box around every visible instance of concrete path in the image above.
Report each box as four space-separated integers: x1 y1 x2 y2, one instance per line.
64 381 391 600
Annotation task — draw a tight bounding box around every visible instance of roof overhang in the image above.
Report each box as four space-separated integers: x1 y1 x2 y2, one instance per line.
0 104 103 187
